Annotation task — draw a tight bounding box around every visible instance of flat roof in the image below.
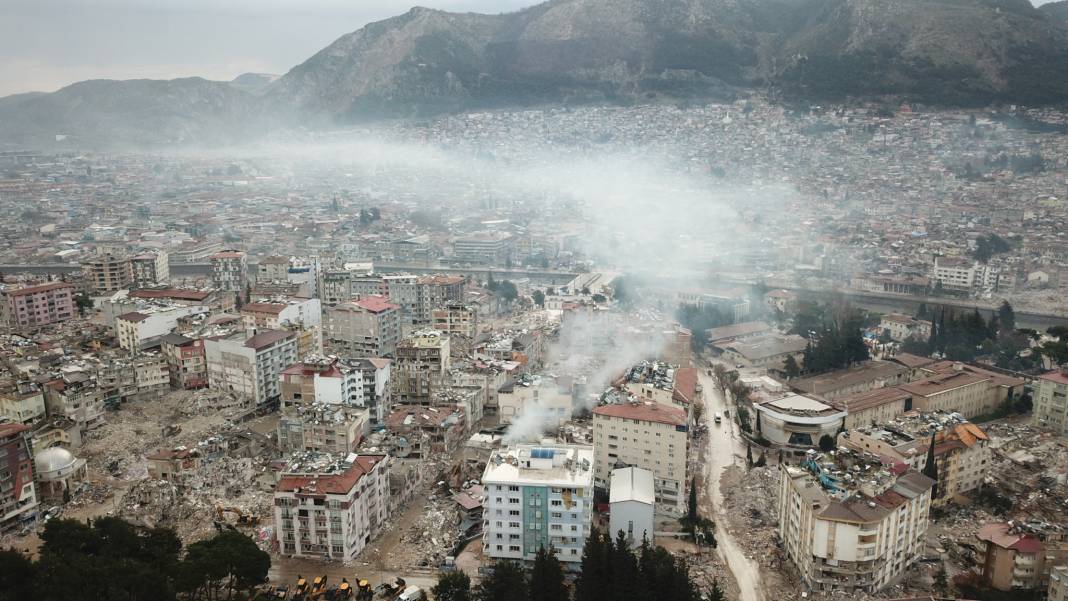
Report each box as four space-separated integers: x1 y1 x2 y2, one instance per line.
610 466 654 505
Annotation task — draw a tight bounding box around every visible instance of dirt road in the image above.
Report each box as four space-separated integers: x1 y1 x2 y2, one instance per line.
698 368 766 601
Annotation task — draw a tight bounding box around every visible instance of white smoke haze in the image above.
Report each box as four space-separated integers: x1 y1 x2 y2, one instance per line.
502 401 555 445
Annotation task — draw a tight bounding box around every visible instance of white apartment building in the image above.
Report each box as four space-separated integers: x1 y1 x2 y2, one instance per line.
0 380 47 425
115 304 208 353
878 314 932 342
931 257 1000 293
274 453 391 562
210 250 248 292
592 402 688 514
1035 369 1068 434
778 451 934 593
481 444 594 565
130 250 170 288
498 376 573 427
204 329 298 406
281 356 392 423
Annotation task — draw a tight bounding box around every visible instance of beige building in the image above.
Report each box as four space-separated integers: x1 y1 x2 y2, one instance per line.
592 402 688 514
324 296 401 358
431 302 479 339
274 453 391 562
83 252 132 294
0 379 47 425
277 404 369 455
838 412 990 506
878 314 931 342
204 330 298 406
899 362 1024 419
791 361 909 401
837 387 914 430
977 522 1068 591
778 454 934 593
1035 369 1068 433
394 330 451 403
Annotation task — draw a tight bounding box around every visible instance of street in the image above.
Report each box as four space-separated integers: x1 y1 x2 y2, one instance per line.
697 367 766 601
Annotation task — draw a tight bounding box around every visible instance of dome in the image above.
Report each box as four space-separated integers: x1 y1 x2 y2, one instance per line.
35 447 77 479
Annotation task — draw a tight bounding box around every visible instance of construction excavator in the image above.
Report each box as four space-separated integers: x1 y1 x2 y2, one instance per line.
216 505 260 527
250 574 376 601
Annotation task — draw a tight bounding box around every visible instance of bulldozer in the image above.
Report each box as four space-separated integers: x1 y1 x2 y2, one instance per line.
248 584 290 600
216 505 260 527
291 575 311 600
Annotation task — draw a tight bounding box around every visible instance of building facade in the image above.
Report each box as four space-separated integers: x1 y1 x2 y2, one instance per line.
778 453 934 593
0 422 38 534
130 251 170 288
393 330 451 403
0 282 76 329
204 330 298 406
210 250 248 293
592 402 688 514
274 454 391 562
1035 369 1068 433
481 444 594 565
324 296 401 358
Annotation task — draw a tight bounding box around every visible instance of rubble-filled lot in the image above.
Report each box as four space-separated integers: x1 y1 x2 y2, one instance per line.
2 388 279 552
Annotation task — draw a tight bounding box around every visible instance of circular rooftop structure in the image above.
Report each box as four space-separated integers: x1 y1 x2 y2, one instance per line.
35 447 78 481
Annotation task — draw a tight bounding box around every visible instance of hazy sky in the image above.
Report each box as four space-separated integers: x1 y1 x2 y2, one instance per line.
0 0 538 97
1 0 1057 98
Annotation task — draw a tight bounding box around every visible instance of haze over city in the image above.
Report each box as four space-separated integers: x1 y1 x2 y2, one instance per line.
2 1 1068 601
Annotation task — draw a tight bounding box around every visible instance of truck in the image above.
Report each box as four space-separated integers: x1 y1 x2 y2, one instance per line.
714 412 722 424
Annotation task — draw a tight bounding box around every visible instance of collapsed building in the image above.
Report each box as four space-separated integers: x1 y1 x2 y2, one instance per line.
777 448 935 593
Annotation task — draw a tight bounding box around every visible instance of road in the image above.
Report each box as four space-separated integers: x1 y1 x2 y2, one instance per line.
697 367 766 601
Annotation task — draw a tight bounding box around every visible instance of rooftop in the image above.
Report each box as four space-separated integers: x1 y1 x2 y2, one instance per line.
792 360 906 395
2 282 74 296
593 402 687 427
609 466 655 505
276 453 386 496
244 329 295 350
482 444 594 488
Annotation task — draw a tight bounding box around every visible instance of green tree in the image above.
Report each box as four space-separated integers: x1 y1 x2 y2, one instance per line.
528 547 568 601
746 442 753 469
922 433 940 499
576 529 609 601
532 290 545 307
818 434 835 452
0 549 36 599
686 476 698 528
934 565 949 597
478 561 528 601
783 355 801 378
433 571 472 601
997 301 1016 334
707 578 724 601
179 530 270 601
498 281 518 303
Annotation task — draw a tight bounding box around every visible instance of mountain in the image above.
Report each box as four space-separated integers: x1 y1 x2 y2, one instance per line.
1041 0 1068 21
3 0 1068 147
229 72 281 95
0 78 267 147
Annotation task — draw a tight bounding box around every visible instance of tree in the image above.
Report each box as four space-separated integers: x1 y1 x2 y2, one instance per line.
478 561 527 601
532 290 545 307
179 530 270 601
433 571 472 601
498 281 518 303
922 433 940 499
934 565 949 597
746 442 753 469
687 477 698 527
528 547 568 601
878 328 893 344
612 277 633 307
818 434 836 452
74 292 94 317
0 549 36 599
997 301 1016 334
783 355 801 379
707 578 724 601
754 451 767 468
591 293 607 303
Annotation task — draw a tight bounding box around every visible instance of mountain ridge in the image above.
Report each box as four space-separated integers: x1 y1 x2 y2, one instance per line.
3 0 1068 147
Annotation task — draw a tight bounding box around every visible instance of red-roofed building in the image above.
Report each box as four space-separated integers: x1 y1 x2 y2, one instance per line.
1 282 75 330
0 422 38 533
325 296 401 358
1036 368 1068 434
204 329 298 405
273 454 390 561
592 402 689 514
977 522 1068 591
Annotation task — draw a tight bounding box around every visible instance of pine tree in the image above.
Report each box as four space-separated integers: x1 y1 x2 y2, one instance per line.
433 571 472 601
478 561 527 601
707 578 724 601
746 442 753 469
576 528 608 601
686 477 698 528
922 432 940 498
528 547 568 601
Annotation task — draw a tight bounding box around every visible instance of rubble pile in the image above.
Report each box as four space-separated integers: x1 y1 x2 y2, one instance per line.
719 465 781 566
392 494 461 568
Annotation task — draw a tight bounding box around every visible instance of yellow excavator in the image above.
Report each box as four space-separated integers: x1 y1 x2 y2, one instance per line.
216 505 260 527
